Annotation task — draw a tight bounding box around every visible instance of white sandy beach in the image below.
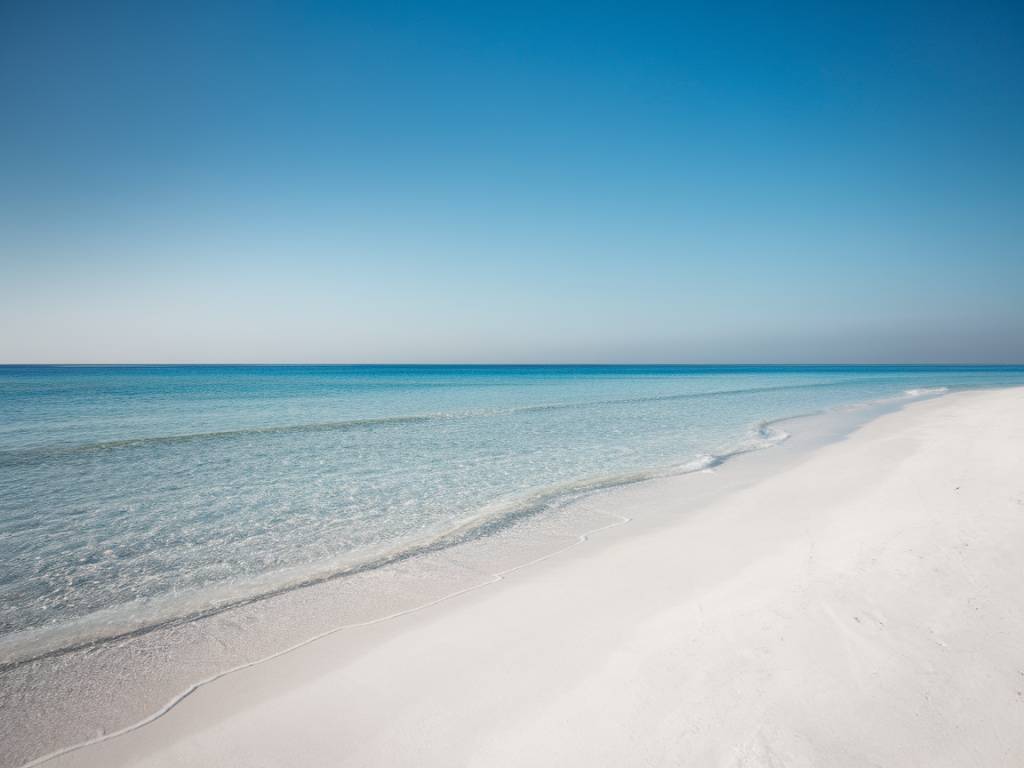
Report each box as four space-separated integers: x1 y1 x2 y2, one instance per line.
41 388 1024 767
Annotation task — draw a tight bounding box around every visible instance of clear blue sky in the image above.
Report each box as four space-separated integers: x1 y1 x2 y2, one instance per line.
1 1 1022 363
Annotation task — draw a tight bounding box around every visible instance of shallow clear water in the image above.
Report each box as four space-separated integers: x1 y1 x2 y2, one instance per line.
1 364 1022 659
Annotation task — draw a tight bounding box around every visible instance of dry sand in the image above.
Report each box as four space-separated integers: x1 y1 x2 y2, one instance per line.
40 388 1024 767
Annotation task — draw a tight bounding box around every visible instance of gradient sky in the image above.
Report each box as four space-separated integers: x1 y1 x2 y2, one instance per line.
1 1 1022 363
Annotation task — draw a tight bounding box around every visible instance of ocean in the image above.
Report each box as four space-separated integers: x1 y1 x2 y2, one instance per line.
2 364 1023 663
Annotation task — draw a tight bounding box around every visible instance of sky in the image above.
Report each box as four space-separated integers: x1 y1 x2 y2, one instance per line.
1 0 1022 363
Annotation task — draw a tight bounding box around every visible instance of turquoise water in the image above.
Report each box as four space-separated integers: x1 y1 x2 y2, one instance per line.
1 365 1022 660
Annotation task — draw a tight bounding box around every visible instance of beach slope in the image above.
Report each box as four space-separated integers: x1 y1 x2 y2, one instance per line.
47 388 1024 767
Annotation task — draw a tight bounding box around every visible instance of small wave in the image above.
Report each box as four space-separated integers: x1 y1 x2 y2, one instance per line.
0 413 460 465
508 377 897 416
903 387 950 397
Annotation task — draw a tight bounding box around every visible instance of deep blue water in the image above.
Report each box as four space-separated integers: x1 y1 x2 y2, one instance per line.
2 364 1022 659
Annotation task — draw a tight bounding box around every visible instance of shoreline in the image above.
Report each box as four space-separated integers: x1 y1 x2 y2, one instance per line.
0 386 934 671
30 385 1024 767
0 404 785 670
2 386 973 767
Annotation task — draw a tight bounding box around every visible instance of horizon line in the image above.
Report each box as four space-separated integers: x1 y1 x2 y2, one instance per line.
3 362 1023 368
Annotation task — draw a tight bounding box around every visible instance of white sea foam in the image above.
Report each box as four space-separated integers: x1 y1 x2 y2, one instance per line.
904 386 950 397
